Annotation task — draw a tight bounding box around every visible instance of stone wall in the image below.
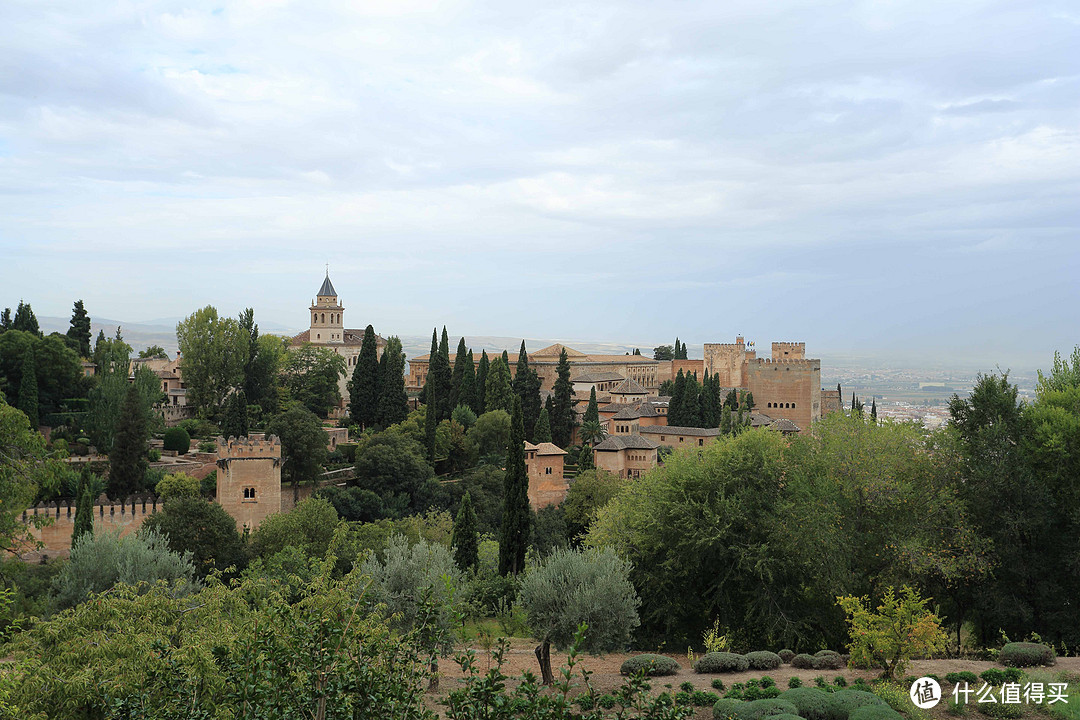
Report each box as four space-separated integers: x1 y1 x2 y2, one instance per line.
745 358 821 431
22 496 162 562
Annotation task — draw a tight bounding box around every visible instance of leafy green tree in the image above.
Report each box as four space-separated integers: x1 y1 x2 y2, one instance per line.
377 336 409 427
353 430 438 515
654 345 674 361
837 586 948 680
550 348 575 448
474 350 490 415
563 469 625 541
317 485 385 522
249 497 340 560
577 442 594 471
85 330 161 452
282 343 346 417
533 407 552 443
1036 346 1080 394
514 341 542 441
66 300 92 358
154 472 201 500
349 325 380 428
451 404 477 430
0 399 68 555
221 389 248 439
138 345 168 359
451 491 480 570
499 397 530 576
468 409 511 461
266 404 328 503
484 355 514 413
0 330 83 420
12 302 39 335
0 308 10 332
144 498 247 578
53 528 196 609
108 382 148 498
518 547 640 684
16 349 38 429
176 306 248 419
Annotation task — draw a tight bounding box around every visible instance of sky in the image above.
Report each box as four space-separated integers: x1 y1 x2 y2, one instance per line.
1 0 1078 370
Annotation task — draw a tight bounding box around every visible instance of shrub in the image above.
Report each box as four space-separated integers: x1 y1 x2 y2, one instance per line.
999 642 1055 668
148 448 161 462
745 685 781 701
761 677 776 689
142 497 247 579
834 677 847 688
198 440 217 453
713 679 727 691
781 688 841 720
779 649 795 663
696 652 751 673
598 694 617 709
980 669 1007 686
163 427 190 454
852 679 871 692
814 651 846 670
977 703 1022 719
747 651 783 670
848 706 904 720
734 698 799 720
694 691 722 707
675 691 692 706
836 586 948 680
947 672 979 685
620 653 681 677
681 682 696 693
714 698 744 720
154 472 200 500
789 677 803 689
947 699 967 716
815 676 828 688
792 653 817 669
575 694 595 710
832 689 886 720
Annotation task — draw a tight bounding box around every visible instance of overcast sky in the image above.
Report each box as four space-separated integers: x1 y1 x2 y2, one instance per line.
1 0 1077 369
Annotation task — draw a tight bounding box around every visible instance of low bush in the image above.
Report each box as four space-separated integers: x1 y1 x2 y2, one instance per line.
779 649 795 663
745 685 781 701
834 677 847 688
947 698 967 716
848 706 904 720
792 654 817 669
598 694 617 709
977 703 1022 719
713 679 726 691
747 651 783 670
761 677 776 689
694 691 722 707
999 642 1055 668
946 672 979 685
734 698 799 720
814 651 846 671
675 691 692 706
575 694 595 710
682 682 696 693
696 652 751 674
851 679 872 692
163 427 190 454
620 653 681 677
832 689 886 720
815 677 828 689
780 688 839 720
714 698 744 720
980 669 1007 686
789 677 803 689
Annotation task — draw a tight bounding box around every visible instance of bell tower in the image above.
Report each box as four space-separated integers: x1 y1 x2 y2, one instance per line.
309 271 344 344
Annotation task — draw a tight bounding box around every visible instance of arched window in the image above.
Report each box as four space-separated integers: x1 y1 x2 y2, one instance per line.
321 313 325 323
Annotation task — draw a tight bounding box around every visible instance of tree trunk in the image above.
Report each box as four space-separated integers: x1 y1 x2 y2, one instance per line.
428 657 439 692
535 641 553 686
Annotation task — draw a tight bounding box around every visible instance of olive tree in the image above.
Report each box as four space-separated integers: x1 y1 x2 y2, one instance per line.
518 546 640 685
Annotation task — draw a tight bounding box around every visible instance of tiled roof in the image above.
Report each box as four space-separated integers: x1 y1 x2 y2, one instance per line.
772 418 802 433
290 328 385 348
532 343 587 358
571 372 625 383
640 425 720 437
594 435 660 451
611 400 667 420
747 412 775 427
318 274 337 297
610 377 648 394
534 442 567 456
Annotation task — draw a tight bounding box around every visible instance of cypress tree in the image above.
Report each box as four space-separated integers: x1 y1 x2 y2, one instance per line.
724 388 738 410
474 350 490 415
349 325 380 428
584 387 599 425
550 348 575 448
513 341 542 441
450 337 468 410
72 467 95 546
533 407 552 443
851 392 857 412
17 349 38 429
721 406 732 435
109 382 148 499
682 376 701 427
578 443 594 471
499 397 529 576
701 371 719 428
67 300 92 357
669 369 686 426
12 301 39 335
870 398 877 423
436 327 453 420
484 356 514 413
222 389 248 440
0 308 10 332
743 391 754 411
674 337 681 360
376 336 409 426
458 349 477 415
424 380 437 465
451 491 479 571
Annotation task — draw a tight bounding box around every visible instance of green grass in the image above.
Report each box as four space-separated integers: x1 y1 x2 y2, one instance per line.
1025 671 1080 720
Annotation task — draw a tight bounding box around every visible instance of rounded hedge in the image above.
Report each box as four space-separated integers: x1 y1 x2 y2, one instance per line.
746 651 783 671
999 642 1055 668
946 671 978 685
849 706 904 720
813 651 845 671
832 690 886 720
163 427 191 454
734 698 800 720
780 688 839 720
695 652 751 674
791 654 817 670
778 649 795 664
620 654 681 677
714 699 744 720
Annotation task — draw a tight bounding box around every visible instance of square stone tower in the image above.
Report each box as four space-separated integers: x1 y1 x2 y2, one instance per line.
216 433 282 531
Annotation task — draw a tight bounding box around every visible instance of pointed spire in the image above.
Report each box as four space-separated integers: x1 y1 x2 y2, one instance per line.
317 271 337 297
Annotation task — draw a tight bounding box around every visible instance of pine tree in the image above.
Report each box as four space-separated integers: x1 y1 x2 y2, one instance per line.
474 350 490 415
584 387 599 426
17 349 38 429
450 337 468 410
436 328 453 420
376 336 409 426
424 380 437 465
484 356 514 413
12 301 39 335
222 389 248 440
67 300 92 357
669 370 686 426
109 382 148 498
513 341 542 441
451 491 479 571
72 467 95 546
499 397 530 576
348 325 380 428
550 348 575 448
533 407 552 443
458 349 477 415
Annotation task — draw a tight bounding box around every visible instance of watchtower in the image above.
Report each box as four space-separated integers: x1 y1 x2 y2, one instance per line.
216 434 282 531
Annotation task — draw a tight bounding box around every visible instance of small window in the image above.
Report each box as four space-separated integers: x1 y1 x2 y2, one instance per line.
243 487 256 501
545 467 552 475
660 436 665 441
698 439 704 446
679 437 684 443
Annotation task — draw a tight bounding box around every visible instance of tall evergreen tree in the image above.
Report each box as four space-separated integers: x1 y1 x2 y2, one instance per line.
724 388 738 410
485 356 514 413
17 349 38 429
474 350 490 415
499 397 529 576
669 370 686 426
222 389 248 440
533 407 552 443
108 382 148 498
584 387 599 425
436 327 453 420
682 375 701 427
72 467 95 547
513 341 542 441
550 348 575 448
424 380 437 465
673 337 681 360
720 406 733 435
578 443 594 471
450 337 469 411
12 301 39 335
0 308 10 332
851 392 857 412
458 349 477 415
451 491 479 571
349 325 380 428
422 328 438 406
743 391 754 411
701 371 719 428
870 398 877 423
67 300 92 357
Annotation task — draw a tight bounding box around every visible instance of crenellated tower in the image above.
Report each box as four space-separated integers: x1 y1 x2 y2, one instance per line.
216 433 282 530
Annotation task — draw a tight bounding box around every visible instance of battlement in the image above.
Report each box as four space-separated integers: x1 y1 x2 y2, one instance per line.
771 342 805 360
216 434 281 460
750 357 820 368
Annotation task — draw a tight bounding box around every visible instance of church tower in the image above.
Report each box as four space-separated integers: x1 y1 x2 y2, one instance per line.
310 272 344 344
